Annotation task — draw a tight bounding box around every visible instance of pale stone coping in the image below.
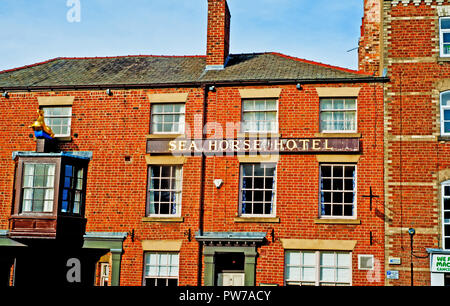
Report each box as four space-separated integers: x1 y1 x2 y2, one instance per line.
234 217 280 223
145 155 187 165
316 155 361 163
280 239 357 251
141 239 183 251
388 135 437 141
147 92 189 103
38 96 75 106
314 218 361 225
387 57 436 64
388 182 435 187
238 88 282 99
391 0 445 8
315 87 361 98
314 133 361 138
142 217 184 223
237 155 280 163
146 134 186 139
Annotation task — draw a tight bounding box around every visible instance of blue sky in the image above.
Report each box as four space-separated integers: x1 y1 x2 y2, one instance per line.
0 0 364 72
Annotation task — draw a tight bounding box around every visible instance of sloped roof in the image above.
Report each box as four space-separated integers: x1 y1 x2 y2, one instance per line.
0 52 377 89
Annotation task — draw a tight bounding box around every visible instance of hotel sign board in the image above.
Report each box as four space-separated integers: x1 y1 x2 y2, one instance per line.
431 254 450 273
146 138 360 155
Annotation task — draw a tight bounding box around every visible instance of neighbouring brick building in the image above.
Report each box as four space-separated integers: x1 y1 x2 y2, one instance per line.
359 0 450 286
0 0 388 287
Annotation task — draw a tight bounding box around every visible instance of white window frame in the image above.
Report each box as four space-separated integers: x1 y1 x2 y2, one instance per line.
440 91 450 136
99 263 110 286
241 98 279 134
319 97 357 133
440 17 450 58
284 250 352 286
143 252 179 286
147 165 183 218
319 164 357 220
150 103 185 135
238 163 277 218
41 106 72 138
357 254 374 270
441 180 450 250
21 163 56 213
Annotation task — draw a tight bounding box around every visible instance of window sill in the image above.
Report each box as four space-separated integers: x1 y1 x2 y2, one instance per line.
234 217 280 223
314 218 361 225
314 133 361 138
146 134 186 139
55 136 73 142
142 217 184 223
438 57 450 63
438 136 450 141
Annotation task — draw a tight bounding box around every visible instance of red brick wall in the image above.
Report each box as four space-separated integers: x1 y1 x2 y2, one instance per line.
199 83 385 286
0 81 385 286
381 1 449 286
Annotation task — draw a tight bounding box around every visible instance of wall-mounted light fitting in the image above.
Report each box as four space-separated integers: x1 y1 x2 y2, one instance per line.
213 179 223 189
106 89 113 96
2 91 9 98
209 86 216 92
296 83 302 90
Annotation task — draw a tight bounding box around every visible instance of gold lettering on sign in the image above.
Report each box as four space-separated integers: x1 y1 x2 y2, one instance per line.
209 140 217 151
157 138 358 154
243 140 251 151
219 140 229 151
298 139 308 150
312 139 321 150
233 140 240 151
179 141 187 151
189 141 200 151
169 141 177 152
286 140 298 150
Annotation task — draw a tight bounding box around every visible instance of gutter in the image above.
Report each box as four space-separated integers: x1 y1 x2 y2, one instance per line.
0 77 390 92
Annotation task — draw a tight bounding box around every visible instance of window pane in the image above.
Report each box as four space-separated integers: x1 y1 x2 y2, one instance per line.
445 122 450 133
303 267 316 282
287 267 301 281
334 99 344 110
286 251 300 265
320 268 335 282
243 100 254 111
444 198 450 210
337 253 350 267
442 93 450 106
337 268 350 283
303 252 316 265
345 99 356 109
445 33 450 43
442 18 450 29
321 253 335 266
320 99 333 110
266 100 277 110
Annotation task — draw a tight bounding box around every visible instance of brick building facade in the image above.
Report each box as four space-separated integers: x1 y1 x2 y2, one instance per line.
0 0 389 287
358 0 450 286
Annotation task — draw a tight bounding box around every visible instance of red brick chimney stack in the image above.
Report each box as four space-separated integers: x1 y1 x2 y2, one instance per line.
206 0 231 70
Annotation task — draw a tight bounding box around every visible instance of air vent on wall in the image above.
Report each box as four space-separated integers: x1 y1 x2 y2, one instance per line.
358 255 374 270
